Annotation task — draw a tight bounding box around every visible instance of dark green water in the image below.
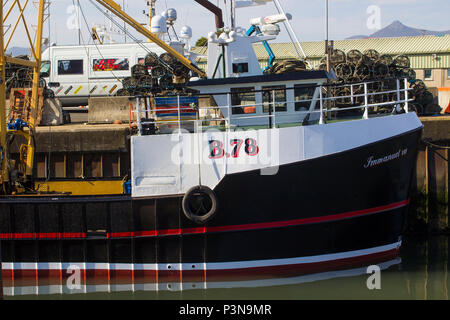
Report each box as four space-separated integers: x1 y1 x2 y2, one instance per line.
4 235 448 300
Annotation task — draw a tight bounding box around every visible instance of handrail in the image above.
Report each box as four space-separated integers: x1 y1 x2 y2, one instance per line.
131 78 414 135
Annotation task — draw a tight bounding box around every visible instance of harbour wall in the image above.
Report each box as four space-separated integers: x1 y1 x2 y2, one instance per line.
408 117 449 234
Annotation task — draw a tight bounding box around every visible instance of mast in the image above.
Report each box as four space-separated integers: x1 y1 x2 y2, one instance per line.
231 0 236 30
0 0 7 189
146 0 156 42
272 0 309 65
123 0 127 43
325 0 330 73
149 0 156 31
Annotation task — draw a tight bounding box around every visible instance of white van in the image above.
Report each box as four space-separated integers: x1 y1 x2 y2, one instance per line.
40 41 185 107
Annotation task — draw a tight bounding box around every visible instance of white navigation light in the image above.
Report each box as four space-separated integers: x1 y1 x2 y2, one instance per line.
151 15 168 34
180 25 193 39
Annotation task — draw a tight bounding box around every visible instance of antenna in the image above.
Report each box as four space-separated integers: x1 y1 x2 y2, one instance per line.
123 0 127 43
144 0 157 41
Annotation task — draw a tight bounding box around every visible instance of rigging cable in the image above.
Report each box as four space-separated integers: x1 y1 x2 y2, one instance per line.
88 0 173 72
77 1 123 83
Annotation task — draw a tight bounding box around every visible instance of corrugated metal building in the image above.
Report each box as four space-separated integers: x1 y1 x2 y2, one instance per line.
193 35 450 109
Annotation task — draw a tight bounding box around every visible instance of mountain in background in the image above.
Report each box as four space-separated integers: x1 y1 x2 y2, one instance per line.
347 21 450 39
6 46 31 56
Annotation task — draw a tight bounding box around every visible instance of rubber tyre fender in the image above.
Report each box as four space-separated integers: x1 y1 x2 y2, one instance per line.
182 185 218 224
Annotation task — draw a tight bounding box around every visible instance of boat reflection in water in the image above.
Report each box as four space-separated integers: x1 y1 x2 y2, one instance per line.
2 236 448 300
2 258 399 299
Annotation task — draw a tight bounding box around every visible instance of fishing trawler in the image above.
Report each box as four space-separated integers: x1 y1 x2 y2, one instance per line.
0 0 422 291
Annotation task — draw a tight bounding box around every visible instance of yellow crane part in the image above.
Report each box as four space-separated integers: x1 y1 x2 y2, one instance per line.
0 0 46 193
25 0 45 180
0 1 7 187
92 27 104 45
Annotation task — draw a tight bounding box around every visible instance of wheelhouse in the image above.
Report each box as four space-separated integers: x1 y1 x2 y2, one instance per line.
187 70 330 127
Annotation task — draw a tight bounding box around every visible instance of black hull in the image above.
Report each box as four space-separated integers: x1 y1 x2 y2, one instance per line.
0 128 422 285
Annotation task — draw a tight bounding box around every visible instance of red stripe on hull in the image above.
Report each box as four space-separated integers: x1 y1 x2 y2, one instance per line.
134 270 157 284
0 200 409 240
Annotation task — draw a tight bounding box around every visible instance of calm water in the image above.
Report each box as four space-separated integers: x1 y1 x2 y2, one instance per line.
3 235 449 300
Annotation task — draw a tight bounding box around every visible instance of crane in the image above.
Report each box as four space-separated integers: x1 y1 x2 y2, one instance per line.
0 0 46 194
0 0 208 195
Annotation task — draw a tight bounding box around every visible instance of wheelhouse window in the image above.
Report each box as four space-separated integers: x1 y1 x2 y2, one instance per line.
294 84 316 111
232 63 249 74
262 85 287 112
231 87 256 115
40 60 51 76
447 69 450 79
93 58 129 71
424 69 433 80
58 59 84 75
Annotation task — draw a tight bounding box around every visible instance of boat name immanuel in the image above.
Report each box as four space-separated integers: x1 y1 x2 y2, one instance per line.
364 148 408 168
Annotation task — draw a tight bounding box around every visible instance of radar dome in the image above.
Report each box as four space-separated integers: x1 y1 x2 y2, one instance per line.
166 8 177 23
151 15 168 34
180 26 193 39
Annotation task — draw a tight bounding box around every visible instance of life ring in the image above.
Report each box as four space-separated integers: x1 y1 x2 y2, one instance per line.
182 185 218 224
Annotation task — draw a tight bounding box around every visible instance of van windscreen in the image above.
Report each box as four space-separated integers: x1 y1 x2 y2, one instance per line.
40 61 51 75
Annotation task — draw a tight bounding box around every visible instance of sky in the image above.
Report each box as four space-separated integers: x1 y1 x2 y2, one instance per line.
6 0 450 48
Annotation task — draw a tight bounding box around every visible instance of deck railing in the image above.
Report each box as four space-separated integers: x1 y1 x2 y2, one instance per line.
131 77 414 135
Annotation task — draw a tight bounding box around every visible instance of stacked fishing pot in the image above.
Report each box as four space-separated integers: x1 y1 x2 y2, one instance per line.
116 51 192 97
316 49 437 115
264 59 308 74
5 55 33 94
5 54 54 99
